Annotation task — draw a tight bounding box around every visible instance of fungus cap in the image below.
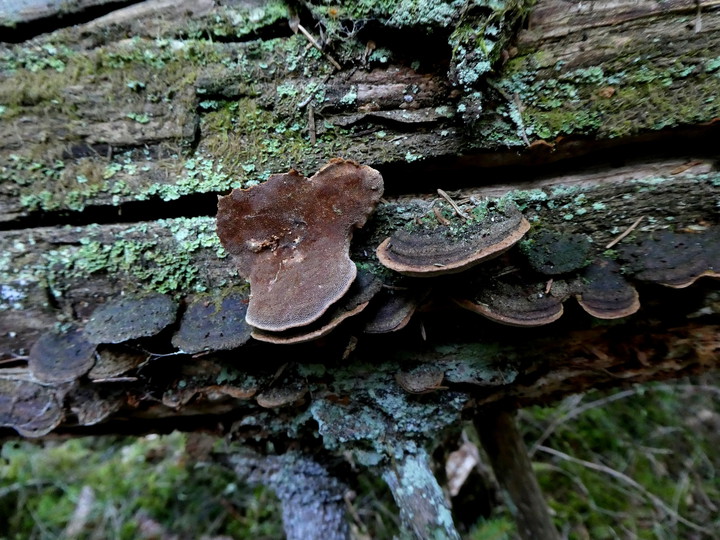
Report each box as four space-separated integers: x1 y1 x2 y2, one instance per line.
84 293 178 344
620 229 719 288
255 383 308 408
395 366 445 394
576 259 640 319
0 377 65 437
251 270 382 344
29 327 96 383
376 205 530 277
363 287 427 333
88 345 144 380
68 387 124 426
217 159 383 332
172 289 252 354
455 279 565 327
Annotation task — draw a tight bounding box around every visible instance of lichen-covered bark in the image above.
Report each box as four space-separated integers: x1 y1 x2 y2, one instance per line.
382 447 461 539
1 0 717 221
222 450 350 540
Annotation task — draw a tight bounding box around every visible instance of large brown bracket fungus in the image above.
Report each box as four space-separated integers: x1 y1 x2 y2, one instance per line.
376 202 530 277
251 270 382 344
217 159 384 332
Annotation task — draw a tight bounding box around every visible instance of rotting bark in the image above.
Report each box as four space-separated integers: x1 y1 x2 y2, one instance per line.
1 0 719 537
476 409 560 540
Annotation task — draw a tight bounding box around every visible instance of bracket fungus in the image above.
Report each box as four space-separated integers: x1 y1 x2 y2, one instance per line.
172 289 253 354
364 287 428 334
217 159 384 332
395 365 446 394
88 345 145 381
251 270 382 344
376 203 530 277
455 278 566 327
576 259 640 319
29 326 97 383
83 293 178 344
0 377 66 437
620 229 720 288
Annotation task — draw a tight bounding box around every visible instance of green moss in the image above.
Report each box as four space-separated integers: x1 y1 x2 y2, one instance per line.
497 42 720 140
520 229 592 275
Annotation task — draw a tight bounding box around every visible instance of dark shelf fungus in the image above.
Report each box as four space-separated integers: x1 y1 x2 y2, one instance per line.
521 230 592 275
172 289 253 354
620 228 720 288
0 378 65 437
364 287 428 334
576 259 640 319
455 278 567 327
29 327 97 384
83 293 178 344
217 158 384 332
255 382 308 408
376 203 530 277
251 270 382 344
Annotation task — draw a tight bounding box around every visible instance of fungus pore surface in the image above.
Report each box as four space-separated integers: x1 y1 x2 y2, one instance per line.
217 159 384 332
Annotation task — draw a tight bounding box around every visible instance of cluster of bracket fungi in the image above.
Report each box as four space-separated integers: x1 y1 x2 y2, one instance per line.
3 159 719 437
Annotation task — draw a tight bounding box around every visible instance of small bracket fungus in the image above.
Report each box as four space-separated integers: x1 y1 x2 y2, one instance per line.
83 293 178 344
255 382 308 408
172 289 252 354
620 229 719 288
376 203 530 277
364 287 428 334
576 259 640 319
217 159 384 332
455 278 566 327
29 326 97 383
251 270 382 344
0 377 66 437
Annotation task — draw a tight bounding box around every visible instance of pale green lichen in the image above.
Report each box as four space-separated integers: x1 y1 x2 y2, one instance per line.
0 217 232 310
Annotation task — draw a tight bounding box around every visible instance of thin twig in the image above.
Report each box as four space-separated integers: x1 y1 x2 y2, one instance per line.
308 104 316 144
536 445 710 533
605 216 644 249
296 23 342 70
433 206 450 226
298 71 332 109
437 189 469 220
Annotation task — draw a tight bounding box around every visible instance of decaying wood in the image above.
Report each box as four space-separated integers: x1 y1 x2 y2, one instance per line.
1 0 719 537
